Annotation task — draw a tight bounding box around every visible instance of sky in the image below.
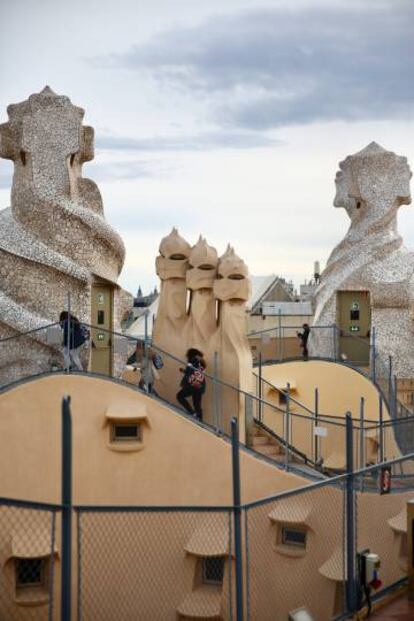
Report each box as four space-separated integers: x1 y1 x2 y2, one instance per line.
1 0 413 296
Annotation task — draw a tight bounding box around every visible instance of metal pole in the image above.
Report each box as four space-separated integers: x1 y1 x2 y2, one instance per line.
143 311 149 394
144 311 149 351
61 396 72 621
371 326 376 383
314 388 319 464
332 325 336 362
258 353 263 422
379 396 384 462
345 413 357 615
213 352 220 431
66 293 71 374
231 418 244 621
359 398 365 489
278 309 282 361
388 355 393 412
285 383 290 471
393 374 398 419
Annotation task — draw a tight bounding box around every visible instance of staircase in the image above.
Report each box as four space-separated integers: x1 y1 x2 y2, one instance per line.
251 425 286 462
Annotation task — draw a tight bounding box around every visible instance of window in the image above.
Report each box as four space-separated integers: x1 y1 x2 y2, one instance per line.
350 309 360 321
202 557 225 585
281 527 307 548
110 422 142 443
97 310 105 325
15 558 46 589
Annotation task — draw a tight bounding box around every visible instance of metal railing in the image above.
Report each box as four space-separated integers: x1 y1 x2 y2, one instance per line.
2 317 414 475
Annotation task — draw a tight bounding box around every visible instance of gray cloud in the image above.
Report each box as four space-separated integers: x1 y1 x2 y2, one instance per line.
101 1 414 129
95 131 279 151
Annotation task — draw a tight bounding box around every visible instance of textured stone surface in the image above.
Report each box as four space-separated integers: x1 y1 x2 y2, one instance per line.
152 229 252 435
0 87 131 383
311 142 413 377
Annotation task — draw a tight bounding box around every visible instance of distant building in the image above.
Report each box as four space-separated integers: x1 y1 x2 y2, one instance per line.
134 285 158 310
122 286 159 329
247 274 315 362
248 275 295 315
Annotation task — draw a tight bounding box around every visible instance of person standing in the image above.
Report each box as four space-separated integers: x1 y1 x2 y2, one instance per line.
59 311 87 371
177 348 206 421
297 323 310 360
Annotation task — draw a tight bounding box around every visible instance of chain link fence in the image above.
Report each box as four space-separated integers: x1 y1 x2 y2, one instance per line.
0 499 59 621
244 482 347 620
76 508 234 620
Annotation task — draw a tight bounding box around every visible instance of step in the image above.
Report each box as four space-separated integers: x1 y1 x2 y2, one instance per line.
256 444 281 456
253 428 267 437
251 436 269 446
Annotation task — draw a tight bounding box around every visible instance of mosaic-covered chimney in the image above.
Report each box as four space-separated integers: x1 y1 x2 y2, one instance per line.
311 142 413 378
0 87 131 383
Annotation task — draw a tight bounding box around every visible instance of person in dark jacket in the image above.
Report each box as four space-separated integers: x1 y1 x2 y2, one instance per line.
297 323 310 360
176 348 206 420
59 311 87 371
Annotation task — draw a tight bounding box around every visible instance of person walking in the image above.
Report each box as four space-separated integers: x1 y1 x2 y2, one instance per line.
177 348 206 421
138 348 160 396
297 323 310 360
59 311 87 371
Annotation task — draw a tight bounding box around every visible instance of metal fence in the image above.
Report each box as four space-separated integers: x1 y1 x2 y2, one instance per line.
76 507 234 620
0 498 59 621
1 403 414 620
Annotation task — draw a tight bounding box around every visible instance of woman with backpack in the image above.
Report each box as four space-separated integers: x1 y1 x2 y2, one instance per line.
59 311 88 371
177 348 206 421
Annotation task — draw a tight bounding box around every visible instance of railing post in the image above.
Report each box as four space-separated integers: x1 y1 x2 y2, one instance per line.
258 353 263 422
393 374 398 419
359 398 365 489
144 310 149 351
371 326 376 384
66 292 71 374
143 311 150 393
61 396 72 621
345 413 357 614
278 309 282 361
285 383 290 471
213 352 220 431
231 418 244 621
388 356 393 413
314 387 319 464
379 396 384 462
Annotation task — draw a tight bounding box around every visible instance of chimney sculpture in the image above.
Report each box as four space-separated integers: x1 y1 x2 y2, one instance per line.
152 229 252 437
311 142 413 377
0 87 131 383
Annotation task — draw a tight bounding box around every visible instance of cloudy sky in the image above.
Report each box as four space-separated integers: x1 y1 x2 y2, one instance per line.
1 0 413 295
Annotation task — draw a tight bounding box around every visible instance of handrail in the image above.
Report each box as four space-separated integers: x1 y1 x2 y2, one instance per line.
0 321 60 343
243 449 414 510
254 417 314 468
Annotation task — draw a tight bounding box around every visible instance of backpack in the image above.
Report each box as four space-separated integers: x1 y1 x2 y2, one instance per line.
80 324 90 342
152 353 164 370
187 366 205 390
